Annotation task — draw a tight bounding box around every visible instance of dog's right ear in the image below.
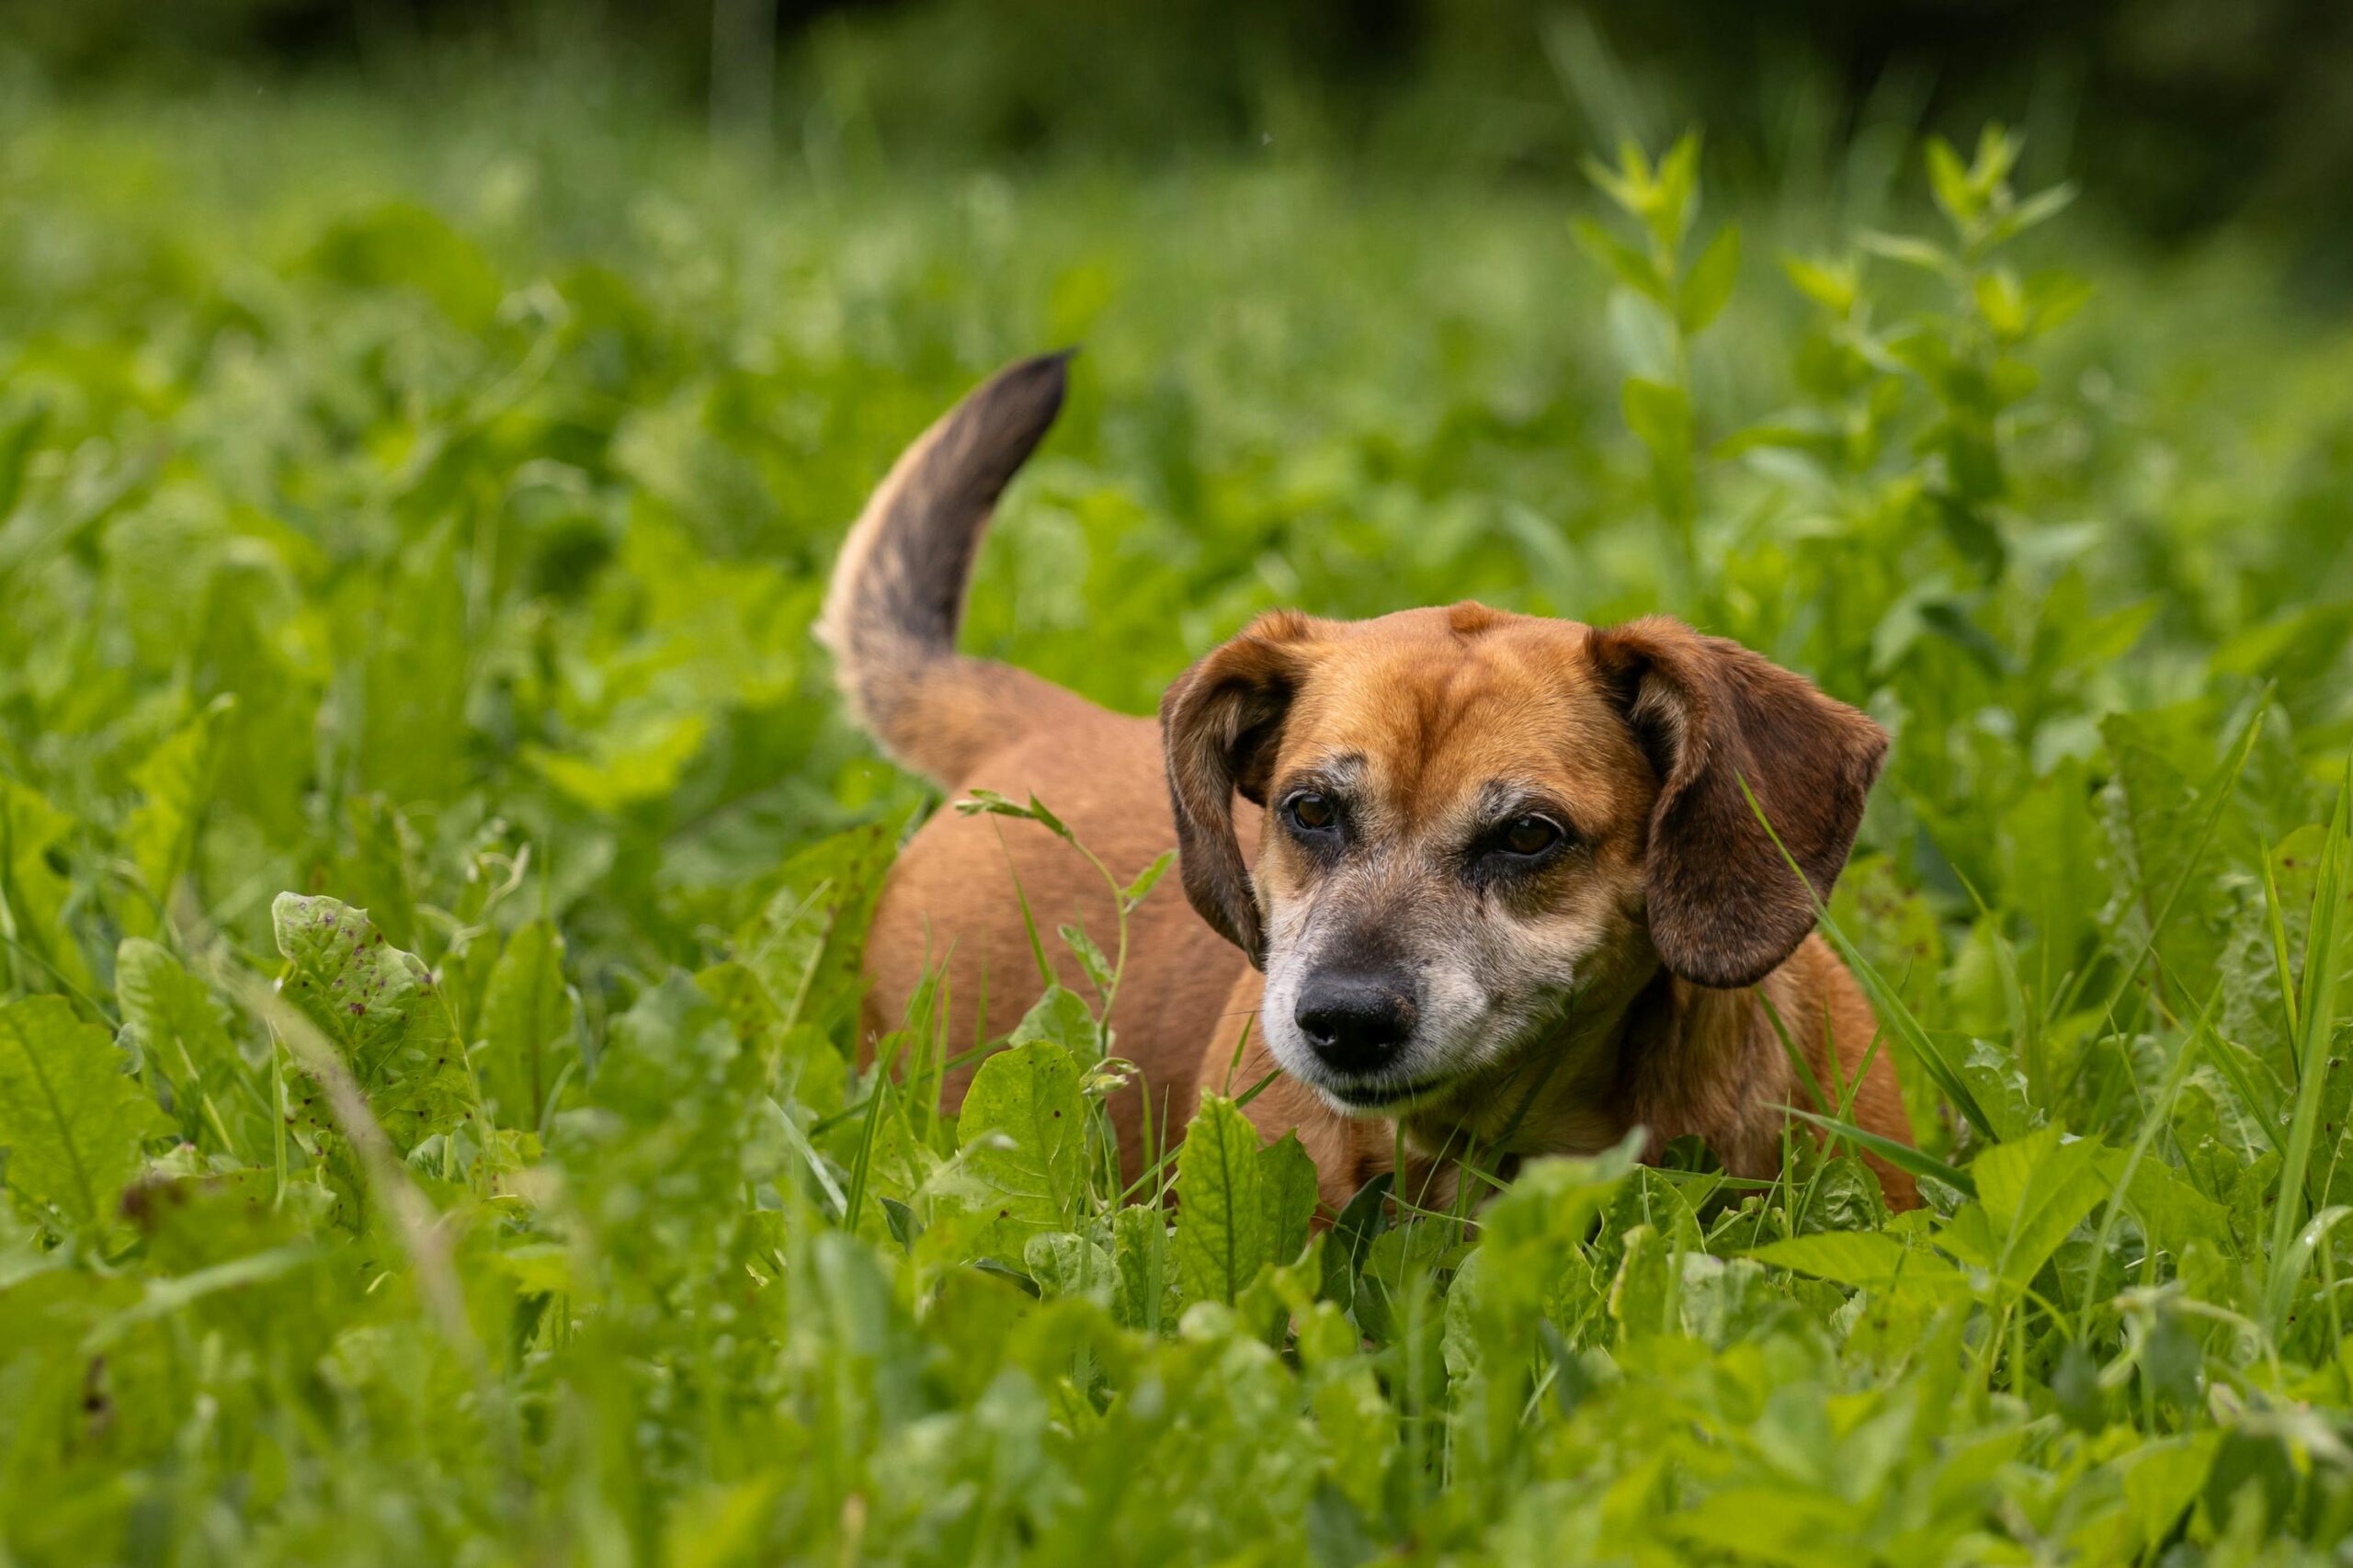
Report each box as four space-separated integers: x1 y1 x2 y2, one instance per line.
1159 613 1315 968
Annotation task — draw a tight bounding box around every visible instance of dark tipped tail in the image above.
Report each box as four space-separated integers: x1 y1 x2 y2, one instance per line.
820 352 1074 785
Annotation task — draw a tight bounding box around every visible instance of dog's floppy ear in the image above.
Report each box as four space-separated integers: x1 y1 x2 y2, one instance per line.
1159 613 1315 968
1589 617 1888 989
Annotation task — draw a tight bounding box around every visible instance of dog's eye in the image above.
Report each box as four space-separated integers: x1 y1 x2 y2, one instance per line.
1285 792 1338 834
1497 814 1563 857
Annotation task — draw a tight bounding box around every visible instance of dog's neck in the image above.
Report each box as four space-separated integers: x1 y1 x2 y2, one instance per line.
1612 971 1802 1178
1392 960 1797 1187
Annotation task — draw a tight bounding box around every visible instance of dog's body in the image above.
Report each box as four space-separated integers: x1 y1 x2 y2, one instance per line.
825 355 1918 1212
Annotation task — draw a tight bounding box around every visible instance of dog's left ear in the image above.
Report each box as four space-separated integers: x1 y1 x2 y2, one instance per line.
1589 618 1888 989
1159 612 1316 968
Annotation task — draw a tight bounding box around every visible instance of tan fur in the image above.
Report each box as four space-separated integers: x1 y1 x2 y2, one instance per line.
1196 937 1915 1212
858 702 1245 1178
834 360 1920 1219
818 353 1074 786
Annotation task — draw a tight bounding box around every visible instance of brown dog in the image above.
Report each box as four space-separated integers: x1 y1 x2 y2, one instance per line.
823 355 1918 1213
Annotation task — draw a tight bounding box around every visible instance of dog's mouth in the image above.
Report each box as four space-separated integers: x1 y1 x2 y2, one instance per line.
1316 1071 1461 1114
1300 990 1592 1120
1279 1006 1532 1117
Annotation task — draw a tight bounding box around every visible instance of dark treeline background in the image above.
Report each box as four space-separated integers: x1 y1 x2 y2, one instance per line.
8 0 2353 269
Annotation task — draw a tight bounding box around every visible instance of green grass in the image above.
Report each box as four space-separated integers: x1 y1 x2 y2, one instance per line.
4 81 2353 1564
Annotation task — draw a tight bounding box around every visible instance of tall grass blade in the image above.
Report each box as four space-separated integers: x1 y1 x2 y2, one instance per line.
2266 762 2353 1329
1737 774 1997 1141
1779 1106 1979 1199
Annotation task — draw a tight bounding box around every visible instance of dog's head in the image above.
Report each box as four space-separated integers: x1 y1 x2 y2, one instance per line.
1160 604 1886 1118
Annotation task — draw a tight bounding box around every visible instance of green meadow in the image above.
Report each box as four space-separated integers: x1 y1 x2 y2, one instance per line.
5 69 2353 1564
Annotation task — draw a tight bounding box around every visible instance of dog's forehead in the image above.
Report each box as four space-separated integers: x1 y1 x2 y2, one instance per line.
1277 607 1642 813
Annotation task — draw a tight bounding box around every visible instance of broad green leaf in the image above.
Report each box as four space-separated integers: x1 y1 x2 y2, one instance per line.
1259 1131 1318 1267
1919 597 2013 675
120 698 230 938
0 778 97 997
959 1040 1088 1244
477 918 575 1129
1972 1125 2113 1289
1780 253 1858 313
1677 222 1741 334
2120 1437 2222 1556
1111 1202 1175 1332
1175 1092 1267 1306
1319 1170 1392 1311
1998 760 2105 1011
1057 923 1114 994
301 199 505 328
2020 265 2092 332
271 892 471 1153
1749 1231 1961 1288
2094 705 2260 1007
1926 135 1977 228
1957 1036 2034 1139
1974 268 2028 339
1024 1230 1116 1306
1007 983 1099 1062
1622 374 1695 525
696 960 847 1119
115 937 245 1155
524 709 710 814
1608 1222 1673 1344
1582 140 1646 216
347 528 472 806
1647 130 1702 255
1449 1138 1636 1464
1311 1363 1397 1518
734 821 898 1036
1927 492 2006 582
1572 217 1668 303
0 995 165 1226
1990 183 2079 247
1119 849 1176 912
1858 228 1957 276
1621 376 1690 463
338 794 419 953
569 974 772 1222
2092 1144 2231 1253
274 892 438 1061
1674 1485 1862 1568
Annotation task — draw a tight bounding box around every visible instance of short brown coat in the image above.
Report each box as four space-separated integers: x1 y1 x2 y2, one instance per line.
833 357 1919 1216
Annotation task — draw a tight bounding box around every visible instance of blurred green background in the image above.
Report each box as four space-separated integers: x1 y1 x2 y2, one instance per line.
13 0 2353 260
5 0 2353 1075
7 5 2353 1561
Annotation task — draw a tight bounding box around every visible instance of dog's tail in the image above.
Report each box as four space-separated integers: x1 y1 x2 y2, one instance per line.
819 351 1075 788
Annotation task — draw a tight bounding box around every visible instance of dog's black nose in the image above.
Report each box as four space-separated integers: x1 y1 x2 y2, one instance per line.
1294 971 1416 1074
